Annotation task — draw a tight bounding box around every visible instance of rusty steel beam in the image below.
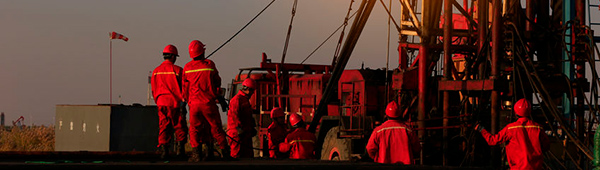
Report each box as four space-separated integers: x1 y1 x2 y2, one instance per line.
259 62 331 74
525 0 534 33
451 0 478 29
399 0 422 32
490 0 501 134
575 0 586 140
490 0 502 167
417 44 428 166
477 0 488 80
438 79 497 91
442 0 453 166
400 43 477 52
418 0 441 164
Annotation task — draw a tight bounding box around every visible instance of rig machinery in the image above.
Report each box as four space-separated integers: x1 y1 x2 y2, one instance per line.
225 0 600 169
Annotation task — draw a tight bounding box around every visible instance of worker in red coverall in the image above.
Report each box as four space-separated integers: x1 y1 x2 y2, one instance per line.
474 99 550 170
278 113 317 159
227 78 258 158
267 107 288 159
183 40 232 162
151 44 188 159
366 101 421 164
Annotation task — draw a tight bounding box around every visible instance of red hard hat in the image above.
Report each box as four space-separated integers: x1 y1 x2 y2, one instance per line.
514 99 531 117
188 40 206 59
385 101 401 118
271 107 285 119
289 113 303 127
242 78 257 89
163 44 178 55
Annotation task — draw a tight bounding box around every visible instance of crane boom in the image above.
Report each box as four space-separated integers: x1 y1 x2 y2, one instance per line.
308 0 376 133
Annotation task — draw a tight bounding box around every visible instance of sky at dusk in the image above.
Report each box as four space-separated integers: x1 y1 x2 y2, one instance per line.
0 0 404 125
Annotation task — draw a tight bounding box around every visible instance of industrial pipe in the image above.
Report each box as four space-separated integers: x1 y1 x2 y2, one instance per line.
442 0 452 166
490 0 501 134
477 0 488 80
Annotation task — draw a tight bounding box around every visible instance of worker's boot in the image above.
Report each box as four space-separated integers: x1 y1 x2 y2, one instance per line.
175 141 187 159
159 144 170 160
188 147 203 162
202 143 215 161
220 146 237 161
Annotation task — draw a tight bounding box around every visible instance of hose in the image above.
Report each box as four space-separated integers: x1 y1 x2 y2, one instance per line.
508 21 593 162
223 129 278 151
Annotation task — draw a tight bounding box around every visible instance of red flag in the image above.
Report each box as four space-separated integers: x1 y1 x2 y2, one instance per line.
109 31 129 42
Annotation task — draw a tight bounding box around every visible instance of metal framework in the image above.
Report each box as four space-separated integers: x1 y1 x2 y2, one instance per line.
389 0 600 168
227 0 600 168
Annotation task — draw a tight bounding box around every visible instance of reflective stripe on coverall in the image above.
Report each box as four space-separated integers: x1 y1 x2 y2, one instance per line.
366 120 420 164
151 60 187 146
182 59 227 149
279 127 317 159
480 117 550 170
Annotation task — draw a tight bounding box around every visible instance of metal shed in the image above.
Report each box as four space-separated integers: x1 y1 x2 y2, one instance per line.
55 104 158 152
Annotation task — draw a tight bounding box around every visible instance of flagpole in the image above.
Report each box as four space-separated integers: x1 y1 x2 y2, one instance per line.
147 71 152 105
110 39 112 105
108 31 127 105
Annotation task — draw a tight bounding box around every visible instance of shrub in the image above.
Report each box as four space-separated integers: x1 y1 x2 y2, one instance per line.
0 126 54 151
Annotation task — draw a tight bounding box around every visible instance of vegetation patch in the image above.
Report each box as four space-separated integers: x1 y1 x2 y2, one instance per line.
0 126 54 151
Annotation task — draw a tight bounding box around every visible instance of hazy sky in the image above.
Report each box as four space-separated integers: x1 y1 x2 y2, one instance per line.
0 0 405 125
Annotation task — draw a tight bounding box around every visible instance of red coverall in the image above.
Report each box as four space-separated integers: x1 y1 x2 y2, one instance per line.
480 117 550 170
366 120 420 164
227 90 256 158
182 59 228 149
151 60 188 146
279 127 317 159
267 121 288 159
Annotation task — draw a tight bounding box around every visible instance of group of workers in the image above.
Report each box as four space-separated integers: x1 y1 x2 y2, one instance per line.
367 98 549 169
151 41 550 168
151 41 316 162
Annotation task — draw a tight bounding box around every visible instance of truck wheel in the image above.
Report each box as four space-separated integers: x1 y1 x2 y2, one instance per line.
320 126 351 160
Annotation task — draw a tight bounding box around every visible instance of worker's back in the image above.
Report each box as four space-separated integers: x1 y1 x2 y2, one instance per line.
476 99 550 169
282 127 316 159
366 119 420 164
151 60 183 107
182 59 220 105
268 121 288 159
501 118 549 169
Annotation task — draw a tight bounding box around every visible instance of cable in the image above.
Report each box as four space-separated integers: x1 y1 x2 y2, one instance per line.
460 17 493 167
223 130 278 151
300 10 359 64
562 22 600 141
206 0 276 59
378 0 401 32
280 0 298 64
509 31 582 170
331 0 357 66
509 21 592 164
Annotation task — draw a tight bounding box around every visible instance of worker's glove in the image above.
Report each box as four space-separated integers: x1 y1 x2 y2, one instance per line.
217 96 229 112
474 123 484 132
